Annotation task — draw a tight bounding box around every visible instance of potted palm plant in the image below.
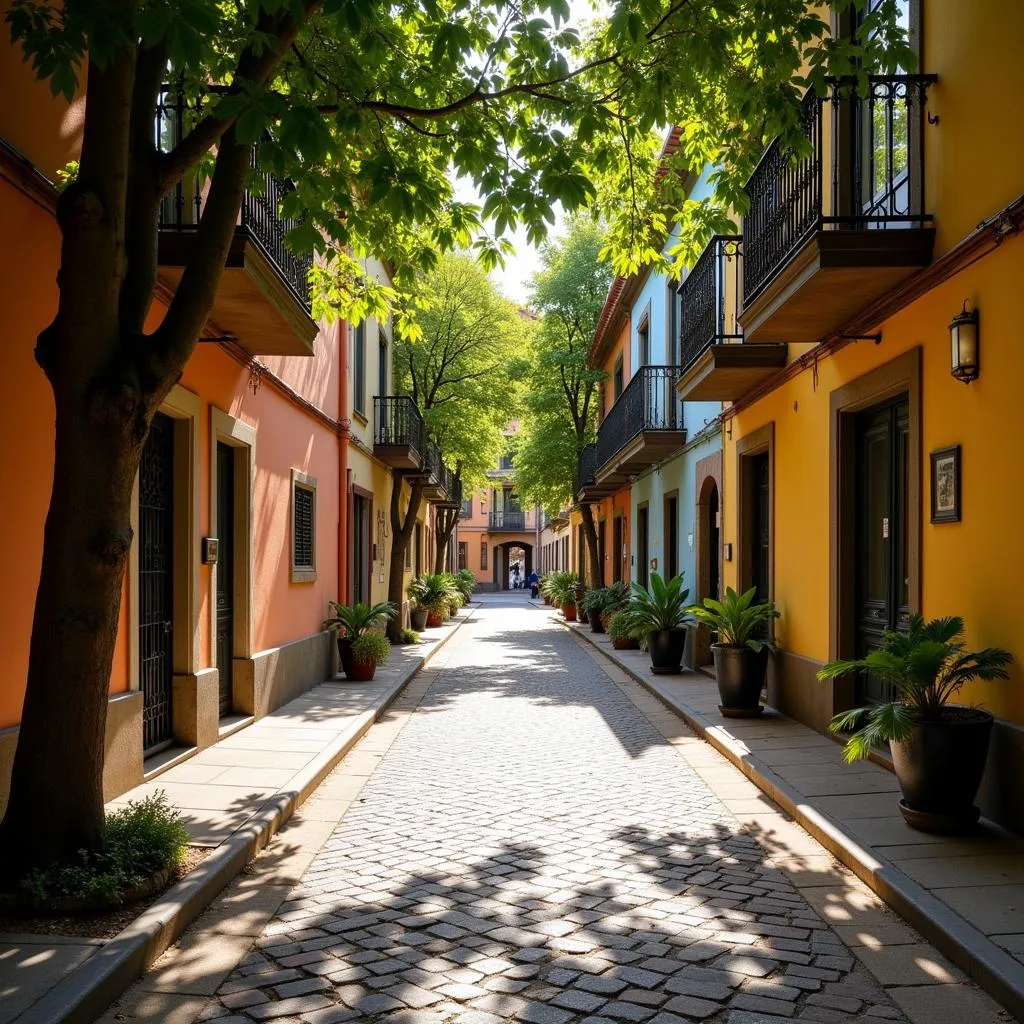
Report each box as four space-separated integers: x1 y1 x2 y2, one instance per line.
455 569 476 603
818 615 1012 833
690 587 779 717
416 573 456 627
599 581 631 631
608 610 640 650
548 571 580 621
579 588 607 632
406 577 430 631
322 600 397 679
348 631 391 681
627 573 692 674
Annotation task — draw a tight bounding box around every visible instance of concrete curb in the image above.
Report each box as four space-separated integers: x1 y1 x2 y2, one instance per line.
561 616 1024 1023
18 606 476 1024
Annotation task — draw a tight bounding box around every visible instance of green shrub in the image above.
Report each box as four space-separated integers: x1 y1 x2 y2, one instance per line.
352 631 391 666
608 611 638 642
20 792 189 907
398 628 421 644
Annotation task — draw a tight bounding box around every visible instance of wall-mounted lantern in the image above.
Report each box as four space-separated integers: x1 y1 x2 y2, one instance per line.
949 301 979 384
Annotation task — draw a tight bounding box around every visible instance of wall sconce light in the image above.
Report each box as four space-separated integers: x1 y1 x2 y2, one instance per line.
949 301 979 384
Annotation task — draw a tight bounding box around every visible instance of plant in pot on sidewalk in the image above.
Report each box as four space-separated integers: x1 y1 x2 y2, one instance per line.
818 615 1012 834
608 610 641 650
627 573 693 674
414 573 458 627
690 587 779 717
548 571 581 621
406 577 430 630
599 581 630 631
323 600 397 679
348 631 392 681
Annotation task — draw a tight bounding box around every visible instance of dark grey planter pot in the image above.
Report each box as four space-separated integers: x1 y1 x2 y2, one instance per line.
648 629 687 675
410 607 429 631
891 707 993 833
712 643 768 713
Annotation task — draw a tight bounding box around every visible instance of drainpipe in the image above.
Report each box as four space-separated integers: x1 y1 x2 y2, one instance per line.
337 319 350 606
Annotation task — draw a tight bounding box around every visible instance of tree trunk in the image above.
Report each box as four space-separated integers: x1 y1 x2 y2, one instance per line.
386 470 425 641
580 502 602 590
433 507 458 575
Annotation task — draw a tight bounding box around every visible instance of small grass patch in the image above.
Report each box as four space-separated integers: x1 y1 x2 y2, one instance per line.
18 792 190 911
397 628 421 645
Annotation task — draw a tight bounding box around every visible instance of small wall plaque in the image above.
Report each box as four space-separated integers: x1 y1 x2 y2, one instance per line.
930 445 961 523
201 537 219 565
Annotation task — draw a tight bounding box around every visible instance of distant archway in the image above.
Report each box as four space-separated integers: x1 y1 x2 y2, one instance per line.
494 542 534 590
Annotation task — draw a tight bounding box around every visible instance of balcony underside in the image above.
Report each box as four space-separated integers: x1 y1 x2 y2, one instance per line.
373 443 421 469
740 228 935 343
594 430 687 485
159 230 317 357
577 481 618 503
676 344 788 401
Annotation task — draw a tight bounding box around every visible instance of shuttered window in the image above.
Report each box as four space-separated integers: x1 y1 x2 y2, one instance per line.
290 470 317 582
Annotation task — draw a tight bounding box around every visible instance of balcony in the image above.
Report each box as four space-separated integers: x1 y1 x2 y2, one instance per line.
488 510 535 531
676 236 787 401
373 396 425 469
740 75 937 343
577 444 616 503
592 366 686 486
421 442 461 507
156 92 317 356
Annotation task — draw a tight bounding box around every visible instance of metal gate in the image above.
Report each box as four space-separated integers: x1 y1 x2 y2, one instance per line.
139 412 175 753
216 443 234 716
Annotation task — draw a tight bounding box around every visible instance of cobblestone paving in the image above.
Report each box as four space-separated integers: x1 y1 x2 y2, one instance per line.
200 597 910 1024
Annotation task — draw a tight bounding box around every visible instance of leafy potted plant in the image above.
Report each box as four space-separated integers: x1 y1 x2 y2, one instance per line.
818 615 1012 833
455 569 476 603
415 573 457 627
599 581 630 631
690 587 779 717
579 588 607 631
627 573 692 674
348 631 391 681
608 610 640 650
548 571 580 622
539 573 557 606
406 577 430 631
322 600 397 678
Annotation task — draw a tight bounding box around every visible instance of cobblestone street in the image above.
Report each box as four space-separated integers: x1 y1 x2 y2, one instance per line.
189 595 1002 1024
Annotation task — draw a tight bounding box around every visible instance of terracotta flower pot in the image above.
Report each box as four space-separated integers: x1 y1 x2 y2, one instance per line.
561 604 577 622
344 656 377 682
612 636 639 651
426 610 444 628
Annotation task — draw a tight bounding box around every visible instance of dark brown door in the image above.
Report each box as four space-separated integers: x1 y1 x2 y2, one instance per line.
612 516 622 583
352 495 370 604
139 412 175 754
216 443 234 717
707 483 720 601
637 506 649 589
855 397 910 704
665 496 678 581
598 519 607 585
751 452 770 605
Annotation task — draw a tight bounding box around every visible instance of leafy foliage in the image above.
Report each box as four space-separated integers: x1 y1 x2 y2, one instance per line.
397 628 421 645
625 573 692 633
351 630 391 666
19 792 189 907
689 587 779 652
453 569 477 602
322 601 397 639
818 615 1013 762
608 611 640 643
408 573 460 613
545 570 580 607
514 220 610 514
579 582 630 617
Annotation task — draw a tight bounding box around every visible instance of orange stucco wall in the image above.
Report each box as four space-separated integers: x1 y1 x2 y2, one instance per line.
724 232 1024 726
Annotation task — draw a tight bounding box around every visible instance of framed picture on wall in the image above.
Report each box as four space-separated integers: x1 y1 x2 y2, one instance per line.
930 445 961 524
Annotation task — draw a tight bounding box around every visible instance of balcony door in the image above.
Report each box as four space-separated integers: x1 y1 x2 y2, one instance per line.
854 398 910 705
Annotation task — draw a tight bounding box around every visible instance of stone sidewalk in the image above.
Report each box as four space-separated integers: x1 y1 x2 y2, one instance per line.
0 611 471 1024
562 611 1024 1020
117 592 1012 1024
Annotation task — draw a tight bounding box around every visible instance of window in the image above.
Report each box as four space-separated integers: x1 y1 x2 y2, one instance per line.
638 316 650 367
480 542 488 571
613 355 624 399
597 382 606 424
378 328 388 398
290 469 317 582
668 281 681 366
458 542 468 571
405 537 412 570
353 324 366 416
415 523 423 576
461 497 473 518
499 451 514 470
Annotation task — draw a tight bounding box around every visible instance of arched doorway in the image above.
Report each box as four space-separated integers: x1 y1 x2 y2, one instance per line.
695 474 722 666
494 542 534 590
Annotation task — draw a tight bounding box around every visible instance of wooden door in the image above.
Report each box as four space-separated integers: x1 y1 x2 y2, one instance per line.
215 443 234 717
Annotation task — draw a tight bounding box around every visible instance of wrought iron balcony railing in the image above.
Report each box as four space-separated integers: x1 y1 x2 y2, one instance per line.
743 74 937 307
156 88 313 310
373 396 425 455
678 235 743 371
578 443 600 494
489 510 533 531
594 365 684 472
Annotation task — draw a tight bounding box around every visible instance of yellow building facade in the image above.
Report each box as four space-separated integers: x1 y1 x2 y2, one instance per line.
691 0 1024 832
